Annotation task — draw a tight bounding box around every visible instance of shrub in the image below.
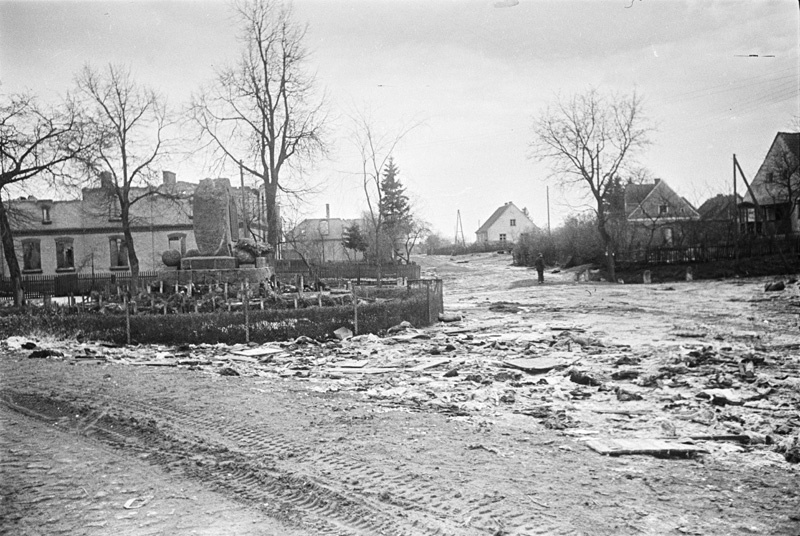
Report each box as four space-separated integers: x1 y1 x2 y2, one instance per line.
161 249 182 267
0 286 441 345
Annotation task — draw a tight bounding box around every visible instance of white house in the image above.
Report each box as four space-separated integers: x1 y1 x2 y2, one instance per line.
475 202 535 243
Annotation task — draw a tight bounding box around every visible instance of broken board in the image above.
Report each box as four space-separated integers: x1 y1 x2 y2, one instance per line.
336 359 369 368
585 438 708 457
326 367 400 375
232 347 284 358
408 358 450 372
504 357 573 373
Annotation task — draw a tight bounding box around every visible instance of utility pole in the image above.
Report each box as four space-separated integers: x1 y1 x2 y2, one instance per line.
546 186 551 236
733 154 739 238
454 210 466 248
734 154 760 234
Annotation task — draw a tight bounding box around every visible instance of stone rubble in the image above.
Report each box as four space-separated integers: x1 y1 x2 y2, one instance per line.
5 311 799 464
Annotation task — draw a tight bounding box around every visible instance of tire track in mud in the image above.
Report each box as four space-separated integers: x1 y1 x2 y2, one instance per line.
0 385 579 536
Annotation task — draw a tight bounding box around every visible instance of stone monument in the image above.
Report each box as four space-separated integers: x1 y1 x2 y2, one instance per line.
159 177 271 289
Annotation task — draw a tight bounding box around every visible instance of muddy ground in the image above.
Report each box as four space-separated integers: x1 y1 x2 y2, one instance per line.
1 252 799 536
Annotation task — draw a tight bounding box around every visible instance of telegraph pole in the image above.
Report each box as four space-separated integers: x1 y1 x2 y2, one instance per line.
546 186 551 236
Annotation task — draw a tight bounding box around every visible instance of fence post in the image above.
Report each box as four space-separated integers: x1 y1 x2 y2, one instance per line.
352 282 358 335
244 281 250 344
124 293 131 345
438 279 443 316
426 281 431 325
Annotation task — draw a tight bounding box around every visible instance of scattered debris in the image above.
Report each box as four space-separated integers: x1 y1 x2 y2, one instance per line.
123 495 153 509
438 312 463 323
764 281 785 292
585 438 708 458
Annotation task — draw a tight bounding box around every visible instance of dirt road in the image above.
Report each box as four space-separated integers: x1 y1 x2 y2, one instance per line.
2 253 799 535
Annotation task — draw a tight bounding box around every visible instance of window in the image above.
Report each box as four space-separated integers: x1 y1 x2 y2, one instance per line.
41 206 51 224
510 219 516 227
109 198 121 221
55 238 74 271
662 227 674 246
167 233 186 255
658 204 669 215
22 239 41 272
109 237 128 269
767 171 775 183
499 234 507 242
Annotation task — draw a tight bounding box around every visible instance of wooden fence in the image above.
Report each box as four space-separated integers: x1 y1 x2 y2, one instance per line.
274 261 421 284
616 235 800 266
0 261 423 301
0 271 162 301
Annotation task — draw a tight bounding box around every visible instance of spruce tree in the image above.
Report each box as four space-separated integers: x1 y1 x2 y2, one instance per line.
379 158 411 260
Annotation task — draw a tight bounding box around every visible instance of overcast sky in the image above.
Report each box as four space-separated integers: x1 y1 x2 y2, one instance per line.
1 0 798 239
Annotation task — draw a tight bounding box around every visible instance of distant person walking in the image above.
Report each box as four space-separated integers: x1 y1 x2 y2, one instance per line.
534 253 545 284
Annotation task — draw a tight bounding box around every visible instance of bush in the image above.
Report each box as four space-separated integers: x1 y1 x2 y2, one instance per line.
514 212 605 268
161 249 182 267
0 287 439 345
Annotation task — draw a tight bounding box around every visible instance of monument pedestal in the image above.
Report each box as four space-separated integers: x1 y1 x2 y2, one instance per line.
181 256 237 271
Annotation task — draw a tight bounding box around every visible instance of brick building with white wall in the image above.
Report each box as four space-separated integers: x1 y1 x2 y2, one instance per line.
0 172 264 278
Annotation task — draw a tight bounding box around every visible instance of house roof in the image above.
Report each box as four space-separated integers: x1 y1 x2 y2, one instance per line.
624 183 657 217
742 132 800 206
476 202 532 234
625 179 700 220
698 194 741 221
290 217 360 240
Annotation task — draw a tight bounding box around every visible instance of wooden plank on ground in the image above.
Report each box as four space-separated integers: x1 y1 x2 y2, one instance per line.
326 367 399 375
504 357 571 373
336 359 369 368
408 358 451 372
585 438 708 457
232 347 284 357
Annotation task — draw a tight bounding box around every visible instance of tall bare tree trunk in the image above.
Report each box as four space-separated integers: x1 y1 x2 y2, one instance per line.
121 209 140 292
597 212 616 282
0 200 24 306
264 182 279 253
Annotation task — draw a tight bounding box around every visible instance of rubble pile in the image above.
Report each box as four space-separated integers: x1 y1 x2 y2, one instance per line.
6 313 799 464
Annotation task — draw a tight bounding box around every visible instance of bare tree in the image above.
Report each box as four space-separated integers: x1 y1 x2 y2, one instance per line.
529 88 652 281
72 63 174 289
190 0 327 251
397 218 430 264
0 92 84 305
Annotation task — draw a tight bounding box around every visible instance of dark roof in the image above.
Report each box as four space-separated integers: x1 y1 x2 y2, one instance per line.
781 132 800 161
476 202 515 234
624 183 656 217
742 132 800 205
698 194 741 221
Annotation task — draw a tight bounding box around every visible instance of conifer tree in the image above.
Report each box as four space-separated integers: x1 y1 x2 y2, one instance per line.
378 158 411 260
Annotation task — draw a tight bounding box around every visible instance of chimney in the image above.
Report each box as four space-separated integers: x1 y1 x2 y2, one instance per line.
654 178 661 185
326 204 330 220
163 170 176 188
99 171 113 188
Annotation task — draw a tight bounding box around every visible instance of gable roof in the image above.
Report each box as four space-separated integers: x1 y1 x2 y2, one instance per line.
625 179 700 220
476 202 532 234
290 217 360 240
742 132 800 206
698 194 741 221
624 183 657 217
